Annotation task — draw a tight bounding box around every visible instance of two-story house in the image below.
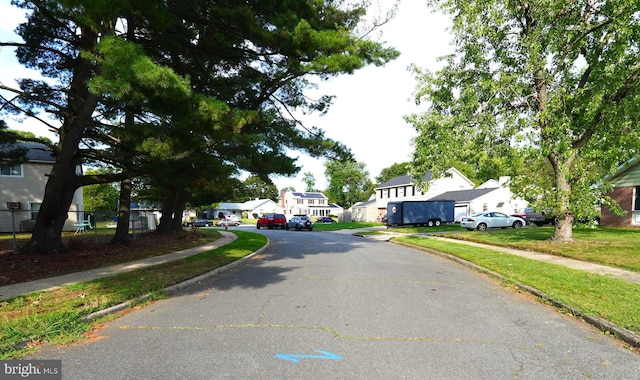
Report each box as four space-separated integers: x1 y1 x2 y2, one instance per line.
0 142 84 232
373 168 475 220
280 191 343 218
429 177 528 222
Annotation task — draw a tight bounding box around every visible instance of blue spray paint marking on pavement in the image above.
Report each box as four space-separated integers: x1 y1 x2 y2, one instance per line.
275 350 342 363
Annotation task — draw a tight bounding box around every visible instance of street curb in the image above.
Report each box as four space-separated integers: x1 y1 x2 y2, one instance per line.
82 238 270 321
392 240 640 350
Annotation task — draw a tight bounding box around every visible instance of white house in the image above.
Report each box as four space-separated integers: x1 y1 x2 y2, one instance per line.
0 142 84 232
350 195 379 222
279 191 341 218
214 198 285 220
373 168 475 220
429 185 528 222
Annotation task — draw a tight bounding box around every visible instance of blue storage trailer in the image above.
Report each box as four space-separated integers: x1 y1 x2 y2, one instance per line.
385 200 455 227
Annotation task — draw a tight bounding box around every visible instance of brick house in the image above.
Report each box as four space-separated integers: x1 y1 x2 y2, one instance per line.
601 159 640 227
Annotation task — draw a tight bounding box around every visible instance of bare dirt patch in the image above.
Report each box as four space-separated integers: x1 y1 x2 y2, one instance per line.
0 231 208 286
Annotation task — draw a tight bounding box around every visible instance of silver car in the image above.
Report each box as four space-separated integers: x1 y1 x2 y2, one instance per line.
285 216 313 231
460 212 526 231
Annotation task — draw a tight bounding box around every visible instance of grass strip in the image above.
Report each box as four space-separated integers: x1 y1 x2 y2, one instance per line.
0 230 266 359
394 235 640 336
444 226 640 272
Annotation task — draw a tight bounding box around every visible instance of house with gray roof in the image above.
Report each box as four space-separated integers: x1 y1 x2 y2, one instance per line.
0 142 84 232
280 191 342 218
361 169 526 223
212 198 285 220
351 196 379 222
373 168 475 220
429 183 527 222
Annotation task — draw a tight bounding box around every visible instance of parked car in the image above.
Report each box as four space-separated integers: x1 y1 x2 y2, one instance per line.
219 214 240 222
285 216 313 231
186 219 213 227
461 212 526 231
256 213 287 229
216 219 240 226
511 207 556 226
226 215 241 222
315 216 336 223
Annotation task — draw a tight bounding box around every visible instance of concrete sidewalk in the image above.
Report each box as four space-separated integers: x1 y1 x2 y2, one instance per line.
0 232 238 301
348 228 640 284
425 235 640 284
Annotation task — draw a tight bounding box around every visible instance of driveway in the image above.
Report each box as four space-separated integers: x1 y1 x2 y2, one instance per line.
31 229 640 379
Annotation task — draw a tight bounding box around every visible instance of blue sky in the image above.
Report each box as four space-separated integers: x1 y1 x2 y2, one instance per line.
0 1 453 191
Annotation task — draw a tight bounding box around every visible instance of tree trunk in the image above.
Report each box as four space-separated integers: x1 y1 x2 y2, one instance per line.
156 193 175 233
20 28 100 255
170 190 187 232
110 178 132 245
550 158 574 243
157 187 188 233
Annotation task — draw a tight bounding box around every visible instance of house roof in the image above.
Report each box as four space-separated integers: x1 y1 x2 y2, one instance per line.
1 142 55 163
218 202 244 210
290 192 327 199
352 199 376 208
607 157 640 181
377 173 432 189
428 187 498 202
242 199 277 210
218 199 281 211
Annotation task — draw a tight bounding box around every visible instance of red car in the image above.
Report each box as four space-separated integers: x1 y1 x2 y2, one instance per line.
256 213 286 229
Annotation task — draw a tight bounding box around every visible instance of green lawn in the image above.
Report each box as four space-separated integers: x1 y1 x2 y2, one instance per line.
442 226 640 272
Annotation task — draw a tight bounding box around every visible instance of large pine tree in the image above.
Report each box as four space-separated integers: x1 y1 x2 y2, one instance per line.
1 0 398 253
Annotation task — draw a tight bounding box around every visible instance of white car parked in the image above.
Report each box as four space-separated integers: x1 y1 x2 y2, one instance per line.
460 212 526 231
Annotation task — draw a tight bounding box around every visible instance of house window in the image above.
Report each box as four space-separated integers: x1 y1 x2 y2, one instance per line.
297 199 303 204
398 187 405 197
308 199 315 205
319 200 325 205
30 202 41 220
635 186 640 211
0 164 23 176
483 203 488 211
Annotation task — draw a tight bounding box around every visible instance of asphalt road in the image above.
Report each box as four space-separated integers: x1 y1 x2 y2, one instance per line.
32 227 640 379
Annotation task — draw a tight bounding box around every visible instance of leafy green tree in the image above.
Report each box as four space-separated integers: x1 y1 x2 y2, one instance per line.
1 0 399 253
239 175 279 202
324 159 374 209
0 123 27 163
406 0 640 242
302 172 316 192
82 169 119 212
375 162 410 185
280 186 296 193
